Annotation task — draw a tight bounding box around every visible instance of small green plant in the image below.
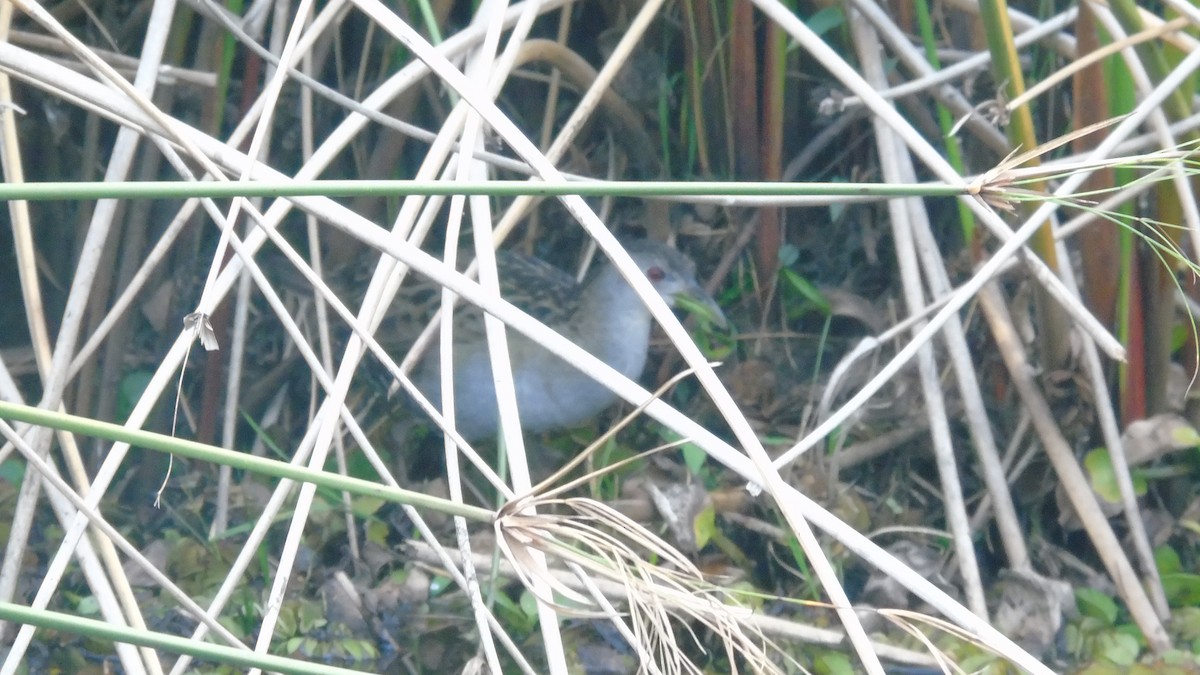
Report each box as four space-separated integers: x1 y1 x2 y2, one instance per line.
1068 587 1144 666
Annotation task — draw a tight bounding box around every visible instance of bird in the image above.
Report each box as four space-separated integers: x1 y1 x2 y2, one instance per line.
403 240 726 440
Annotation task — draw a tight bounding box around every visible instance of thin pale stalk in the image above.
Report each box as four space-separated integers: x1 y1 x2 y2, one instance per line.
0 0 183 668
843 0 1010 155
0 602 373 675
448 6 511 670
751 0 1121 361
977 0 1072 371
941 0 1079 56
0 21 1063 672
0 420 248 651
850 9 987 616
411 540 943 666
977 285 1168 648
837 6 1075 117
0 52 1020 668
348 3 879 671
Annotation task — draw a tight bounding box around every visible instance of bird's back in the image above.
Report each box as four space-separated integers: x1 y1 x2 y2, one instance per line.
490 250 583 326
346 241 718 440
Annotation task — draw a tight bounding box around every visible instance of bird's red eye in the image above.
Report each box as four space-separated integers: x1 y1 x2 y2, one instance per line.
647 266 665 281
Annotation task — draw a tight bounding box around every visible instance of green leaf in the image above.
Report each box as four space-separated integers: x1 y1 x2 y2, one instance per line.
675 293 726 329
814 650 854 675
351 495 386 517
693 502 716 550
117 370 154 422
74 595 100 616
778 244 800 267
342 639 377 661
1161 572 1200 607
365 518 389 545
1076 587 1118 624
1170 423 1200 447
1084 447 1146 503
682 440 707 476
428 574 452 596
805 7 845 39
519 588 539 620
298 599 326 632
779 267 831 314
1156 545 1183 575
1096 631 1141 665
0 458 24 484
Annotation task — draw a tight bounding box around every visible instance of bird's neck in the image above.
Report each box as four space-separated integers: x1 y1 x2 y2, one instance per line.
573 266 655 379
